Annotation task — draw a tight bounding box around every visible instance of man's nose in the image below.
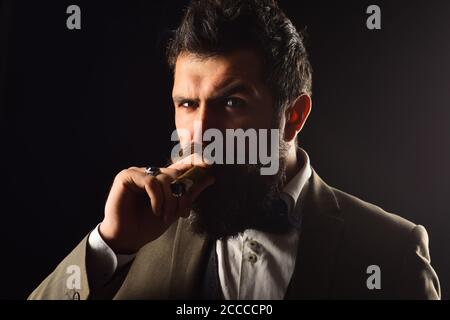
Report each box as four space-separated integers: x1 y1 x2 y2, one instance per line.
196 103 217 132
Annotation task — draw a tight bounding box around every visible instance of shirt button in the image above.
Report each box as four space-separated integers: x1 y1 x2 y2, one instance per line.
248 240 260 250
247 253 258 263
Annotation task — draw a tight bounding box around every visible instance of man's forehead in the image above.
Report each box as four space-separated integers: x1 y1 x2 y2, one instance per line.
173 50 265 89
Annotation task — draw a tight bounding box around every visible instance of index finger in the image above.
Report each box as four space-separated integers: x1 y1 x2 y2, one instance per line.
168 153 209 171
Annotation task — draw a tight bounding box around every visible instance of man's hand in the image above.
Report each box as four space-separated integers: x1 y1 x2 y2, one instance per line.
99 155 214 254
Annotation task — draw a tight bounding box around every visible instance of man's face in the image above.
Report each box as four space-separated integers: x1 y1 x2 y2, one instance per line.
171 49 290 239
172 49 275 144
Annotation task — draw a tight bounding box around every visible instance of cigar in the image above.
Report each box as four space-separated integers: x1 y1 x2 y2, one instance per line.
170 166 211 197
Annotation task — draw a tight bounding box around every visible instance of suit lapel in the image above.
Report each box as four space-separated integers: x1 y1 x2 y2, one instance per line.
167 218 211 299
112 218 210 299
285 169 344 299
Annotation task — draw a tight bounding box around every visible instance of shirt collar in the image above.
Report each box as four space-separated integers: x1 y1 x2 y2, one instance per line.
280 147 312 229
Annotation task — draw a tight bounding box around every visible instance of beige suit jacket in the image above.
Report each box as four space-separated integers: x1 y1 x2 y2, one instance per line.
29 170 441 300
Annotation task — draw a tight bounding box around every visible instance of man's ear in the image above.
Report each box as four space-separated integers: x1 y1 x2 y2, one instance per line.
283 94 312 142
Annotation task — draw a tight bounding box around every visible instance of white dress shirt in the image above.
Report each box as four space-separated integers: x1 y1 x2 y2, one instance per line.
87 148 312 299
216 148 311 299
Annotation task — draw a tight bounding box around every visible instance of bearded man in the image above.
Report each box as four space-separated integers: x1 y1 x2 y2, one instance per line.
29 0 440 300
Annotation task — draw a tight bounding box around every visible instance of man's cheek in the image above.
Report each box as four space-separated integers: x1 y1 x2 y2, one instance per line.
175 119 193 144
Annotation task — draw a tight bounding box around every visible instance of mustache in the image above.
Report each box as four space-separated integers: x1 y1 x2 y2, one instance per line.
175 142 267 169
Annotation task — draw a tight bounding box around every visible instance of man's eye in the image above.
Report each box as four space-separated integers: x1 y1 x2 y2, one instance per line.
179 101 196 108
225 97 246 108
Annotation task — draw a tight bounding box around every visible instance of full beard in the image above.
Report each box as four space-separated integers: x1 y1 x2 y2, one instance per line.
185 140 291 240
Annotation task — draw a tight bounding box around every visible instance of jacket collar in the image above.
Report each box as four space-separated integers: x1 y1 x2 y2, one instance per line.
284 168 344 299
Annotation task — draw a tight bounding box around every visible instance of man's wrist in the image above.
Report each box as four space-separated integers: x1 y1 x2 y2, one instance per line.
98 222 138 255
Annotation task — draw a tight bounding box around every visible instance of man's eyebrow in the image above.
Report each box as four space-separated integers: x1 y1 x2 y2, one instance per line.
172 96 199 104
211 81 257 99
172 81 257 104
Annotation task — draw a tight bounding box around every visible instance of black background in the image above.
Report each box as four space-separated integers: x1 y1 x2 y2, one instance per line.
1 0 449 299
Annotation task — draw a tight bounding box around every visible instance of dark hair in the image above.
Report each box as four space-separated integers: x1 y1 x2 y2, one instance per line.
167 0 312 122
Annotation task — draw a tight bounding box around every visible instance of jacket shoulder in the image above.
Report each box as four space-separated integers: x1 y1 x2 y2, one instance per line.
331 187 417 239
